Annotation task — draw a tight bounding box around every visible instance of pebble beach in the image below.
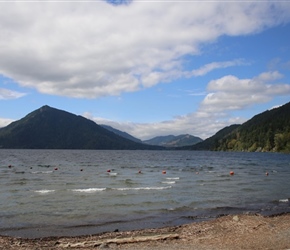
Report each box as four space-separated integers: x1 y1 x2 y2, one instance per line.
1 213 290 250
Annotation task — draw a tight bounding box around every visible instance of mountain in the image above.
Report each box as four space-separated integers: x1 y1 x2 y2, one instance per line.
0 105 162 150
192 101 290 153
143 134 203 147
101 124 142 143
190 125 241 150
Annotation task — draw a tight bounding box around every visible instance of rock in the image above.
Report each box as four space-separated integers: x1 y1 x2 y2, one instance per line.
99 242 109 248
233 215 239 222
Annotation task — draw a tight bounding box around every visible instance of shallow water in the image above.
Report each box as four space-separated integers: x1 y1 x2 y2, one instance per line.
0 150 290 238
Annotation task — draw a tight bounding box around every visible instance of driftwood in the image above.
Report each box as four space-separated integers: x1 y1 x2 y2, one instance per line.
58 233 179 248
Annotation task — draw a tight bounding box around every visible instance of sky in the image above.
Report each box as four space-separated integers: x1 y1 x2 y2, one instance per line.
0 0 290 140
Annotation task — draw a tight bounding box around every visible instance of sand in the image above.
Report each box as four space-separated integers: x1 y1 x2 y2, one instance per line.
1 213 290 250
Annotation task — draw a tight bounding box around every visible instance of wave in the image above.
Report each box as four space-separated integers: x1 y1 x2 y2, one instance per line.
166 177 179 180
34 190 55 194
37 164 51 168
113 186 172 191
162 181 176 184
279 198 289 203
31 171 53 174
71 188 106 193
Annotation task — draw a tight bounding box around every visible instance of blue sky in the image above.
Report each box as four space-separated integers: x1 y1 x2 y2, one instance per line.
0 1 290 140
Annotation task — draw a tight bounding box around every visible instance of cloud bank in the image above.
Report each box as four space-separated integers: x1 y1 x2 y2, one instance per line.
87 71 290 140
201 71 289 112
0 1 290 98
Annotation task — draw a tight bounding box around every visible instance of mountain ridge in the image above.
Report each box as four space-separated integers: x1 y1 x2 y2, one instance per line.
101 124 142 144
143 134 203 147
0 105 162 150
1 102 289 152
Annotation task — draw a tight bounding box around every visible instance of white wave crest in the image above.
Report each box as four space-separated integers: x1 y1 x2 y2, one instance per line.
32 171 53 174
34 189 55 194
279 199 289 203
114 186 172 191
166 177 179 180
162 181 176 184
72 188 106 193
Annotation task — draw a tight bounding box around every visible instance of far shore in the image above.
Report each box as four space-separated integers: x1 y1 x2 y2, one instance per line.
1 213 290 249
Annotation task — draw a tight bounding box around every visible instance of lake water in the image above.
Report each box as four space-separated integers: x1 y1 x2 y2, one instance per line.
0 149 290 238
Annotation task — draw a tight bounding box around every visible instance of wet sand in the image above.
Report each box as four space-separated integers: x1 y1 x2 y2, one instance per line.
1 213 290 249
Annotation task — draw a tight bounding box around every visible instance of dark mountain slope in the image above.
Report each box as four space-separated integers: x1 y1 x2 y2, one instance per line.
101 124 142 144
144 134 203 147
192 101 290 153
0 105 161 150
191 125 241 151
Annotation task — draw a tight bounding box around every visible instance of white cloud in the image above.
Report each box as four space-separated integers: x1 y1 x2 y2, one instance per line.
201 71 290 112
0 2 289 98
87 70 290 140
0 88 27 100
269 104 282 111
189 59 246 77
85 110 247 140
0 118 14 128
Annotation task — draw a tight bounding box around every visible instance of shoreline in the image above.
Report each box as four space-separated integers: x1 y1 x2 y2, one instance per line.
3 201 290 240
1 213 290 249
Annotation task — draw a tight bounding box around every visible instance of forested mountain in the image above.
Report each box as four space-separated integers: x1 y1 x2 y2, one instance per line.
192 102 290 153
101 124 142 143
1 102 289 152
0 105 162 150
144 134 203 147
190 125 241 151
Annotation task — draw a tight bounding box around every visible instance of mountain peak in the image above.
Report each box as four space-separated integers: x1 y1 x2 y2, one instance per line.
0 106 161 150
40 105 51 110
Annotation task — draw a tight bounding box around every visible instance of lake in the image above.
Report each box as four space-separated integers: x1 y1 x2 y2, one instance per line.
0 149 290 238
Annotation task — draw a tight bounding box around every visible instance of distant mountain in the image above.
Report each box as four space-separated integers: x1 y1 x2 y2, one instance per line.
101 124 142 143
0 105 162 150
192 101 290 153
143 134 203 147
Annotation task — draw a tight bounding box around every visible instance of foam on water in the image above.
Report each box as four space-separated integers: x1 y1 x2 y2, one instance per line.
279 199 289 203
113 186 172 191
162 181 176 184
34 189 55 194
71 188 106 193
31 171 53 174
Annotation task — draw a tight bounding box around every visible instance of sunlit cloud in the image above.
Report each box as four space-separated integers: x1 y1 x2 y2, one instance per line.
189 59 247 77
0 118 14 128
201 71 290 112
0 2 289 98
0 88 27 100
86 70 289 140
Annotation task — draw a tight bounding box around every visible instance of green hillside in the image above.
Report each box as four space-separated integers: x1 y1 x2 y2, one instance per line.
192 102 290 153
191 125 240 151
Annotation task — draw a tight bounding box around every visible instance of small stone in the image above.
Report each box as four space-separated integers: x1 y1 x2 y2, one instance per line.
233 215 239 222
99 243 109 249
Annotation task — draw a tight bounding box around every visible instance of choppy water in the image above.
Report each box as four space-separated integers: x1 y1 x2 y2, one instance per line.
0 149 290 238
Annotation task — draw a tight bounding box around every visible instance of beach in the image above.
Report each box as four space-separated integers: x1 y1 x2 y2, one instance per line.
1 213 290 250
